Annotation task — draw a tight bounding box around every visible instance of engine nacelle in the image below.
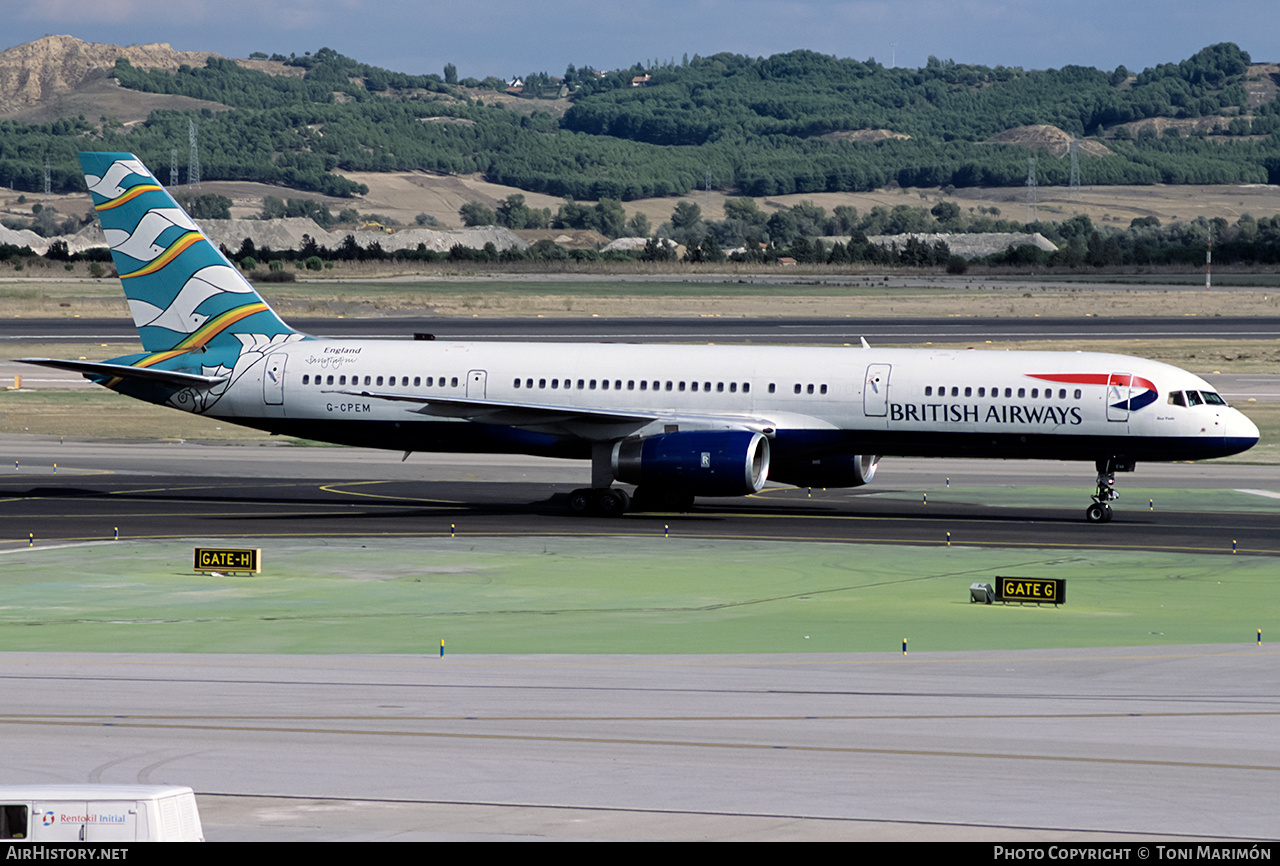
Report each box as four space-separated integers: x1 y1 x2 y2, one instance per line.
770 453 880 489
612 430 771 496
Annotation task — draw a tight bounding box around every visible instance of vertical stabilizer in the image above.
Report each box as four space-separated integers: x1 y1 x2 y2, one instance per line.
79 152 297 353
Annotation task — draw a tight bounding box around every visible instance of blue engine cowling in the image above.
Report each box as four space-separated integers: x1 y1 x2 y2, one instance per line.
611 431 771 496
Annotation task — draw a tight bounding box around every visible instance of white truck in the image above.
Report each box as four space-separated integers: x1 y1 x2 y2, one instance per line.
0 784 204 842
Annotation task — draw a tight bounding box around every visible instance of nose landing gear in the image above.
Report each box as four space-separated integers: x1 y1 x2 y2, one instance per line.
1085 457 1134 524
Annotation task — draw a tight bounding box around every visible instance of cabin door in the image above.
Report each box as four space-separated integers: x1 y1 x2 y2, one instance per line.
467 369 487 399
863 364 891 417
263 353 286 405
1106 372 1131 422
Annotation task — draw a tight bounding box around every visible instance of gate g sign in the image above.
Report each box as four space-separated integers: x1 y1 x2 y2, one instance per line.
996 576 1065 605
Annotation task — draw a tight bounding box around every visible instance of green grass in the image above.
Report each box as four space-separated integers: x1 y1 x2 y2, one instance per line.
0 537 1272 655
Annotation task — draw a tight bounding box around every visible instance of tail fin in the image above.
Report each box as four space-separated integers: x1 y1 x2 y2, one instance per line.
79 152 297 353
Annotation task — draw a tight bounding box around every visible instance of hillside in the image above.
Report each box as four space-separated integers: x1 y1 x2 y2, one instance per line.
0 37 1277 204
0 35 217 115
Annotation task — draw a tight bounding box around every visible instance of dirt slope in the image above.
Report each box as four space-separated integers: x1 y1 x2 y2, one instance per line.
0 34 219 115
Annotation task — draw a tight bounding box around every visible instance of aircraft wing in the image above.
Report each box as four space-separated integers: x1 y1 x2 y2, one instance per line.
325 388 783 439
17 358 229 388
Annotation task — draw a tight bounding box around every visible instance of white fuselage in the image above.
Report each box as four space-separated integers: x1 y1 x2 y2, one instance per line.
205 340 1258 477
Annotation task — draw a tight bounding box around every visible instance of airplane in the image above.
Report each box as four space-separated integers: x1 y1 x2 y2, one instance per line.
18 152 1260 523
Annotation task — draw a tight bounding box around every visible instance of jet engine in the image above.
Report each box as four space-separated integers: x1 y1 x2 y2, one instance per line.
769 453 880 488
612 430 770 496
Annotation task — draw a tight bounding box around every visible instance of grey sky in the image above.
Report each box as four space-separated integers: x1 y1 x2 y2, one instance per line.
7 0 1277 80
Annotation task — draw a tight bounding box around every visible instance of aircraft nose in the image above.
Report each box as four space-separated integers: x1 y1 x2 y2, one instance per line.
1226 408 1260 449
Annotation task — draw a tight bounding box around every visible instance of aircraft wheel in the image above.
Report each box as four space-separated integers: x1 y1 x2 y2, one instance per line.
1085 503 1109 524
596 488 629 517
568 488 595 516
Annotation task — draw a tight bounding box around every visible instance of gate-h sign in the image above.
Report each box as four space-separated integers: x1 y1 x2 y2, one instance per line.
996 576 1065 606
194 547 262 574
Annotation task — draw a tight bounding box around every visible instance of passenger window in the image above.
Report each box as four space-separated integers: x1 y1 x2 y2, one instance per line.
806 384 814 395
718 382 725 392
640 381 647 391
768 383 775 394
925 386 932 396
1017 388 1025 398
326 375 334 385
376 376 383 386
978 387 985 397
339 376 346 385
1074 389 1081 399
514 379 521 388
743 383 750 393
964 387 971 397
1031 389 1038 398
820 384 827 395
539 379 546 389
794 384 801 394
729 382 737 393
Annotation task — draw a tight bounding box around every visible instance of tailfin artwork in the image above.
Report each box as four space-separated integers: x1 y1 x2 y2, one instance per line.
80 152 296 353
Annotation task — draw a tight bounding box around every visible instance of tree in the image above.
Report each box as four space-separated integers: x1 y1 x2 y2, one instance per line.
668 200 705 245
459 201 496 226
930 200 962 226
671 201 702 230
444 63 458 85
625 212 651 237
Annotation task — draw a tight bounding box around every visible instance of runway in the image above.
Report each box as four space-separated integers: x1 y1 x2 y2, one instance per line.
3 648 1277 841
3 441 1278 839
3 439 1278 555
2 440 1278 839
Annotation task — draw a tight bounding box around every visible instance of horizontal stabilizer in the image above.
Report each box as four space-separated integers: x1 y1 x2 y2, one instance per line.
17 357 228 388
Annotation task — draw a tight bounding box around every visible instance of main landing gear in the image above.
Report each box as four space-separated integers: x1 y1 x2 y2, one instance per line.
1085 457 1134 524
566 486 697 517
568 486 630 517
567 442 633 517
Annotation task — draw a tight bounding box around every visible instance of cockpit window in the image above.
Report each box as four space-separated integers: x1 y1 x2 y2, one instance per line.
1202 391 1226 405
1185 390 1203 406
1168 391 1186 407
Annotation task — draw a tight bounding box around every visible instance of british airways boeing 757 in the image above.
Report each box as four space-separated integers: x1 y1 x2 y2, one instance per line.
18 153 1260 522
